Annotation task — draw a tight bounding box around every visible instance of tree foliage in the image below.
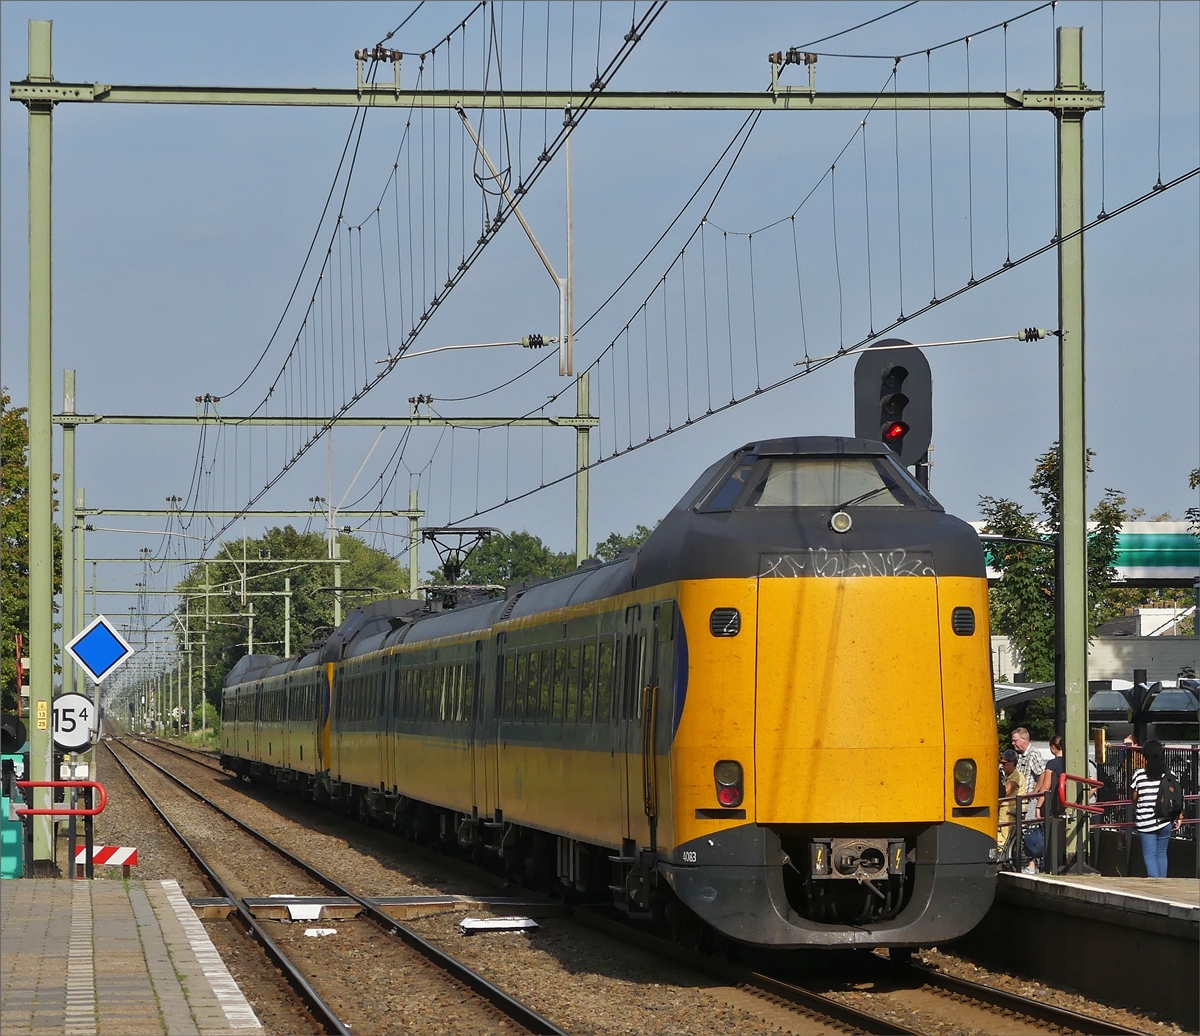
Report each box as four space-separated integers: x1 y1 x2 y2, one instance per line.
457 531 575 586
594 524 656 561
980 443 1127 684
176 527 407 710
1 391 62 712
453 524 659 586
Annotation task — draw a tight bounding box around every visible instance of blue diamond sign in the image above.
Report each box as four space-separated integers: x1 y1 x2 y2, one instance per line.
66 615 133 683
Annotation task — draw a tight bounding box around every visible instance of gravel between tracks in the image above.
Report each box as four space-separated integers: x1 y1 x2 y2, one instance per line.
405 909 844 1036
916 948 1187 1034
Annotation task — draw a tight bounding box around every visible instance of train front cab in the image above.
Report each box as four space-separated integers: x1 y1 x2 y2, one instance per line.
665 563 998 948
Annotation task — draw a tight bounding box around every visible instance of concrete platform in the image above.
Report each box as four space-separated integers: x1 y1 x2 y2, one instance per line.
1 879 261 1036
953 872 1199 1030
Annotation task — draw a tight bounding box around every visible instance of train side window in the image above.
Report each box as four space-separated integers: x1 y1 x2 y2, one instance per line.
596 640 613 721
538 648 552 721
699 455 759 512
565 644 581 723
580 641 596 722
464 663 475 719
524 651 540 722
551 647 567 722
500 654 515 719
439 667 448 723
514 654 528 721
611 639 623 721
625 634 646 719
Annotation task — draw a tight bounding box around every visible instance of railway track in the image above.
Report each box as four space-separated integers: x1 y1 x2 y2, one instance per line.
130 737 1154 1036
107 739 567 1036
103 741 351 1035
572 897 1149 1036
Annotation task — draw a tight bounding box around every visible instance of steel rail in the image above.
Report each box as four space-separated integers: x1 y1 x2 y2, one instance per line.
120 738 568 1036
894 960 1147 1036
101 741 351 1036
570 906 919 1036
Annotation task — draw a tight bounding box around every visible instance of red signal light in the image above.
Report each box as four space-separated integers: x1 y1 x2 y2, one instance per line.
882 420 909 443
717 784 743 807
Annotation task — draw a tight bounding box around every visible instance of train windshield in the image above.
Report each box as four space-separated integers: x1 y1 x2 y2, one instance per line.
720 456 940 510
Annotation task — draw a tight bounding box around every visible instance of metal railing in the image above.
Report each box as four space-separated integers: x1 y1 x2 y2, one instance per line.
1095 744 1200 842
13 780 107 879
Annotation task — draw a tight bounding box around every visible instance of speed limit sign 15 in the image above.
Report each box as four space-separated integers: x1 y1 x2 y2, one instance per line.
52 693 96 751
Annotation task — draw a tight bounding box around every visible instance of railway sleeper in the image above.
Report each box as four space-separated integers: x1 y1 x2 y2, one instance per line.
224 760 697 936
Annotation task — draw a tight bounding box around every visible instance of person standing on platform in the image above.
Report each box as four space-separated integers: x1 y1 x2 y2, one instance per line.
1044 735 1065 817
1131 740 1183 877
1010 726 1048 872
998 750 1022 862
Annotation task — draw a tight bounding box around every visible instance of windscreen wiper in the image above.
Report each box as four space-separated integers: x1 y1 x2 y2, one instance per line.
832 485 893 510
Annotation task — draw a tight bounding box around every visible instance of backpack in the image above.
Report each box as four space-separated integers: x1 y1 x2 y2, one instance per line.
1155 771 1185 819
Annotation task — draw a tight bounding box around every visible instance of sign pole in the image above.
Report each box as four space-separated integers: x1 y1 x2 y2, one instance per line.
62 370 76 696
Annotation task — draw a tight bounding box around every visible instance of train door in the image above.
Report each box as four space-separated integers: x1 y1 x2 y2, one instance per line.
471 639 500 820
619 608 648 844
646 603 675 852
489 635 505 819
282 675 292 771
379 659 393 793
253 681 264 763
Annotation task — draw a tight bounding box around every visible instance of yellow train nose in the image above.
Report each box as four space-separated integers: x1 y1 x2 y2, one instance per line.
754 575 946 824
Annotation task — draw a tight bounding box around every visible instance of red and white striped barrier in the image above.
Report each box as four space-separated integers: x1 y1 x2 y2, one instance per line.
75 845 138 877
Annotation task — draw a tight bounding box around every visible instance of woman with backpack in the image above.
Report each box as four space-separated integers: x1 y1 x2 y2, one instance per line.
1130 740 1185 877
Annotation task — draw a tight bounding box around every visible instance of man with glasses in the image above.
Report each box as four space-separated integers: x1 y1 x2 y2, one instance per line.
1010 726 1052 872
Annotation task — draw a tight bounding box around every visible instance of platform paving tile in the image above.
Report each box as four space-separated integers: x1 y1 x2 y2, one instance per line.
2 880 260 1036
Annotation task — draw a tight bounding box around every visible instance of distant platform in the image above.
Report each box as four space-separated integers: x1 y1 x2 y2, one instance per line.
954 871 1199 1030
1 878 260 1036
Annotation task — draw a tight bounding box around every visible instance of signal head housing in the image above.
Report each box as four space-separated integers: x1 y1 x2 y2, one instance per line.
853 339 932 466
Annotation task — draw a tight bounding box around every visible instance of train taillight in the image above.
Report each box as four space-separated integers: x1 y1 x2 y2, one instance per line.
953 758 977 805
714 760 744 808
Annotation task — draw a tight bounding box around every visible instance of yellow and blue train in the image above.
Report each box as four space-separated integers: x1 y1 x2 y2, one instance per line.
221 436 999 948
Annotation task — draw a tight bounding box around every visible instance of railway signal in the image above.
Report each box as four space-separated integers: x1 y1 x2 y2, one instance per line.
853 340 932 472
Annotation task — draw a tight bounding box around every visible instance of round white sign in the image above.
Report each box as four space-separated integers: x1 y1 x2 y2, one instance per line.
52 693 96 751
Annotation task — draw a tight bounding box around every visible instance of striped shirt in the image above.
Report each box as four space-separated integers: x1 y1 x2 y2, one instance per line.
1130 768 1170 833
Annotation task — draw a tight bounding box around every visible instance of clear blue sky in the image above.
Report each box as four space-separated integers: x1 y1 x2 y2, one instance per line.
2 2 1197 617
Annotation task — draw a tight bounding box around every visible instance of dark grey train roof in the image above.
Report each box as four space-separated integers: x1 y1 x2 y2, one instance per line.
223 653 283 687
746 436 895 457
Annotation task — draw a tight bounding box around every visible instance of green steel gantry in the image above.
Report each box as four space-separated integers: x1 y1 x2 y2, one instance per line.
13 21 1102 868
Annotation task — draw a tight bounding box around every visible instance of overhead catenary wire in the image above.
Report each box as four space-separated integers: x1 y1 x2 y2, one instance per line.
445 166 1199 528
795 1 920 50
194 3 665 553
800 1 1054 60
